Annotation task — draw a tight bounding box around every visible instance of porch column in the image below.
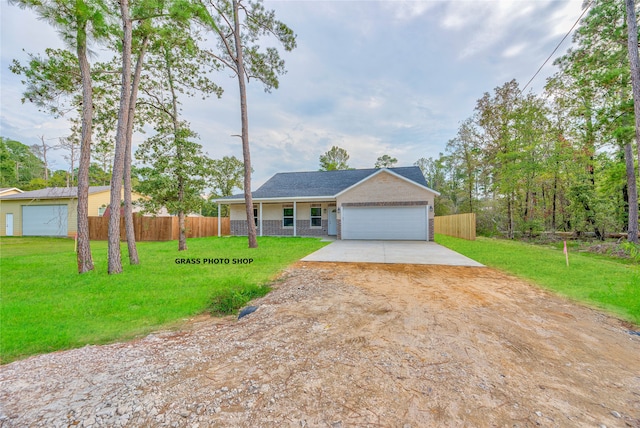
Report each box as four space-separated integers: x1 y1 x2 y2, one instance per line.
259 202 263 237
217 203 221 237
293 201 297 237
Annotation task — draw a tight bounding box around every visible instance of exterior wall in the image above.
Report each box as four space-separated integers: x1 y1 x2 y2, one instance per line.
89 190 112 216
229 204 245 221
89 189 144 217
229 202 332 237
0 198 77 237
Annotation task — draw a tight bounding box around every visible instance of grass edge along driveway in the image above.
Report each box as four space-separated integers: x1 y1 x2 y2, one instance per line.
0 236 329 364
436 234 640 326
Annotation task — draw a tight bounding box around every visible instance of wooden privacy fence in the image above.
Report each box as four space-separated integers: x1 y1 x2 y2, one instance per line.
434 213 476 240
88 215 230 241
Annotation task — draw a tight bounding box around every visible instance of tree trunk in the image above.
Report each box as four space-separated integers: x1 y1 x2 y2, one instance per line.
108 0 133 274
624 141 639 243
552 170 558 232
625 0 640 243
123 37 148 265
507 195 514 239
76 20 94 274
39 136 49 181
626 0 640 168
233 0 257 248
178 209 187 251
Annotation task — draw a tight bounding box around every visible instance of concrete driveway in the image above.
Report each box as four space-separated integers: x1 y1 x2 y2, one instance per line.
301 240 484 266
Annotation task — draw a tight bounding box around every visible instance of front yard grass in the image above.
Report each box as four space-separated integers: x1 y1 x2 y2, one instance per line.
436 234 640 325
0 236 328 364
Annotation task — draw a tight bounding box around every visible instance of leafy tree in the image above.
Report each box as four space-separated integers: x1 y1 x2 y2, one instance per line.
209 155 244 197
24 178 48 190
48 170 70 187
204 0 296 249
319 146 351 171
0 137 45 187
88 164 110 185
445 118 483 213
9 48 80 118
135 127 211 247
415 155 457 216
374 154 397 169
133 11 222 252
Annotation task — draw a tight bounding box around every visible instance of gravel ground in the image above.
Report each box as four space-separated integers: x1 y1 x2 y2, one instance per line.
1 262 639 427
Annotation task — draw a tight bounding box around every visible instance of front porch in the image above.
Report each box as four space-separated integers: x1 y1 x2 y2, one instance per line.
217 200 338 238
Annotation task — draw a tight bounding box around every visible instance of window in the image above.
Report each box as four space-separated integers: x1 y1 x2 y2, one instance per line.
310 205 322 227
253 207 259 226
98 206 107 216
283 206 294 227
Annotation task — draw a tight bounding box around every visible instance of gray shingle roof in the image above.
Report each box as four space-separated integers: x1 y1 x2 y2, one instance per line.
219 167 429 200
0 186 111 200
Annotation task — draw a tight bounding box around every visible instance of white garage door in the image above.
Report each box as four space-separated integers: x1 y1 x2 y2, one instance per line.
342 206 428 240
22 205 68 236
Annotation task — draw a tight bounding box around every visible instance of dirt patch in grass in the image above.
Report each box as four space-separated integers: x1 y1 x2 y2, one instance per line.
1 262 639 427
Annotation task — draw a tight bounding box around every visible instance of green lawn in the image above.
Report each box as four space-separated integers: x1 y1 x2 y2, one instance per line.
0 236 328 363
436 234 640 326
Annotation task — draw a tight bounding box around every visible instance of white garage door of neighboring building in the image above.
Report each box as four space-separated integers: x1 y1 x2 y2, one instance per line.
22 205 68 236
341 205 428 240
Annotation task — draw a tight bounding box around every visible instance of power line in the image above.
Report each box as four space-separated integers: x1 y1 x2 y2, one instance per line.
520 0 593 94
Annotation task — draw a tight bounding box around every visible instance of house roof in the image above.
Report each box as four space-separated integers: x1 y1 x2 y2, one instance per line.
0 186 111 200
217 166 438 202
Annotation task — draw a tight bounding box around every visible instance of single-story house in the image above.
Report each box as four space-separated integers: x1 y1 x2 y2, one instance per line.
214 166 440 241
0 186 143 237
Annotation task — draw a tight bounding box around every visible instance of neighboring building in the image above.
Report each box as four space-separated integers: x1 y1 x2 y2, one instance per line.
214 166 440 241
0 186 143 237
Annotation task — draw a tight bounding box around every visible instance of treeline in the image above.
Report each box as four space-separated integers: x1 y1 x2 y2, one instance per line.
0 137 112 189
416 0 640 241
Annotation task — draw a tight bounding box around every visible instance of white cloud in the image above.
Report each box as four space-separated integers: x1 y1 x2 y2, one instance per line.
502 43 527 58
382 0 438 22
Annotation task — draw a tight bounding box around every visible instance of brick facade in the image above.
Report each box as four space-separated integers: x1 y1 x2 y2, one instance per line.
231 219 329 237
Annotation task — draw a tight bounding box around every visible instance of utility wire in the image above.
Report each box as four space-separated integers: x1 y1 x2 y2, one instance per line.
520 0 593 94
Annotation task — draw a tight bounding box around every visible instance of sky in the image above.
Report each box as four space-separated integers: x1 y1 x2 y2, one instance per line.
0 0 584 188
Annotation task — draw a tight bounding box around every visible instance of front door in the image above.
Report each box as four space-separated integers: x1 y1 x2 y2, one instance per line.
5 213 14 236
328 208 337 235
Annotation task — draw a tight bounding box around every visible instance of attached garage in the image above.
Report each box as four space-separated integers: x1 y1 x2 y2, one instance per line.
341 205 428 241
22 205 69 236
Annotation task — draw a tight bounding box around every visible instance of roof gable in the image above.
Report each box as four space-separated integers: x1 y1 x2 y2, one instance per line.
335 167 439 197
0 187 23 195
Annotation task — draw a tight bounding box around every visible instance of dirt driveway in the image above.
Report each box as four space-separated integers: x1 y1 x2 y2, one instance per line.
1 262 639 427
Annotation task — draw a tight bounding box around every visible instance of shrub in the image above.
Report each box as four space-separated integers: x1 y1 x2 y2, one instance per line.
208 283 271 316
